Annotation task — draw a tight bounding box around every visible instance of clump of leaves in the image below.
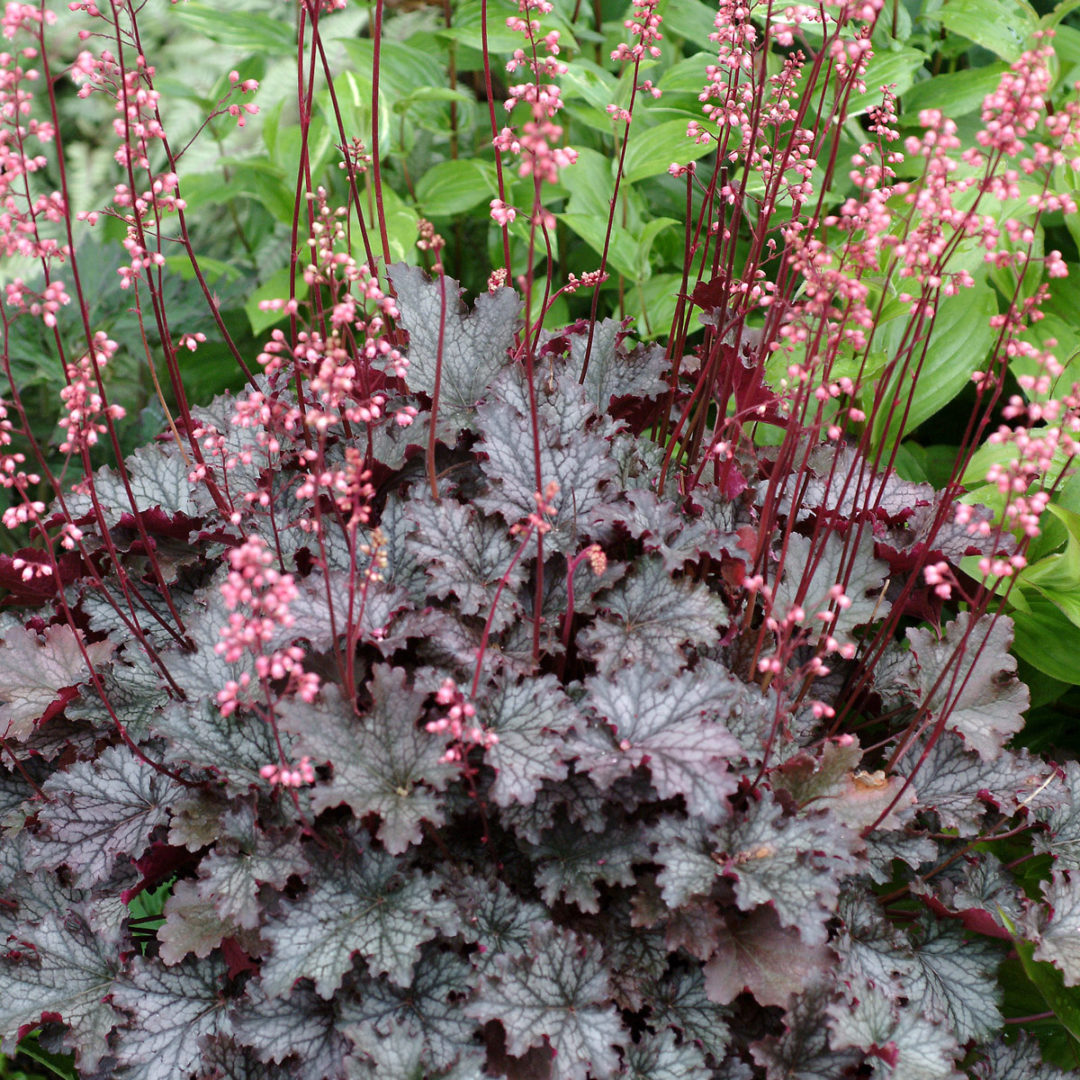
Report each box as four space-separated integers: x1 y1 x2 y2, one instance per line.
0 265 1076 1080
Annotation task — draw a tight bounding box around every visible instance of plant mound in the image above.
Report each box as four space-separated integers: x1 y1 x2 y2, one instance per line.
0 266 1074 1080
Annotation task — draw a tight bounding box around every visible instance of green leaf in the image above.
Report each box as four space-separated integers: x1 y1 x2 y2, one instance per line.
869 278 996 451
900 64 1010 120
845 48 928 117
245 266 306 337
938 0 1038 60
1010 594 1080 684
171 2 294 54
558 212 640 280
414 160 495 218
658 0 718 45
621 119 715 182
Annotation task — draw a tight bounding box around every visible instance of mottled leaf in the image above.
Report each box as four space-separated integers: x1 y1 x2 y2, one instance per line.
475 370 618 555
907 614 1027 760
342 947 478 1070
406 498 525 632
0 910 121 1073
565 318 669 413
468 924 626 1080
232 979 350 1076
112 954 232 1080
577 557 726 674
1031 870 1080 987
388 262 522 435
528 817 647 913
622 1029 711 1080
277 672 456 854
827 977 962 1080
718 791 859 946
0 619 114 741
28 746 184 888
772 529 891 644
477 671 577 808
261 843 452 998
583 658 742 821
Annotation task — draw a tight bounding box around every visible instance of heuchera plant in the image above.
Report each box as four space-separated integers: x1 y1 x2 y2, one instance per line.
4 0 1080 1076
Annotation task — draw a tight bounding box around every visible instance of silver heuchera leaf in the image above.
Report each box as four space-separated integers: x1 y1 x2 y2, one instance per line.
1034 759 1080 869
577 557 727 675
0 618 114 741
261 843 454 999
528 818 647 913
0 910 122 1073
474 369 618 555
443 875 547 969
899 732 1055 837
971 1033 1071 1079
622 1029 712 1080
276 670 457 855
28 745 185 888
477 671 577 808
907 613 1028 761
231 979 351 1077
406 498 526 633
827 976 963 1080
467 924 627 1080
902 922 1003 1043
1029 870 1080 987
718 791 859 947
341 946 478 1071
645 966 731 1062
771 529 891 645
750 987 862 1080
564 318 669 413
583 657 743 822
388 262 522 435
61 440 197 524
111 954 232 1080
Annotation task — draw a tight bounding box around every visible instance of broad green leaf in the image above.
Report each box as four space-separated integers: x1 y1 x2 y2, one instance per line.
563 148 616 221
869 279 996 451
938 0 1038 60
414 159 495 217
621 119 715 182
659 0 718 45
245 266 306 336
845 48 928 116
1008 594 1080 684
161 254 241 285
171 3 294 54
558 212 640 280
901 64 1010 119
